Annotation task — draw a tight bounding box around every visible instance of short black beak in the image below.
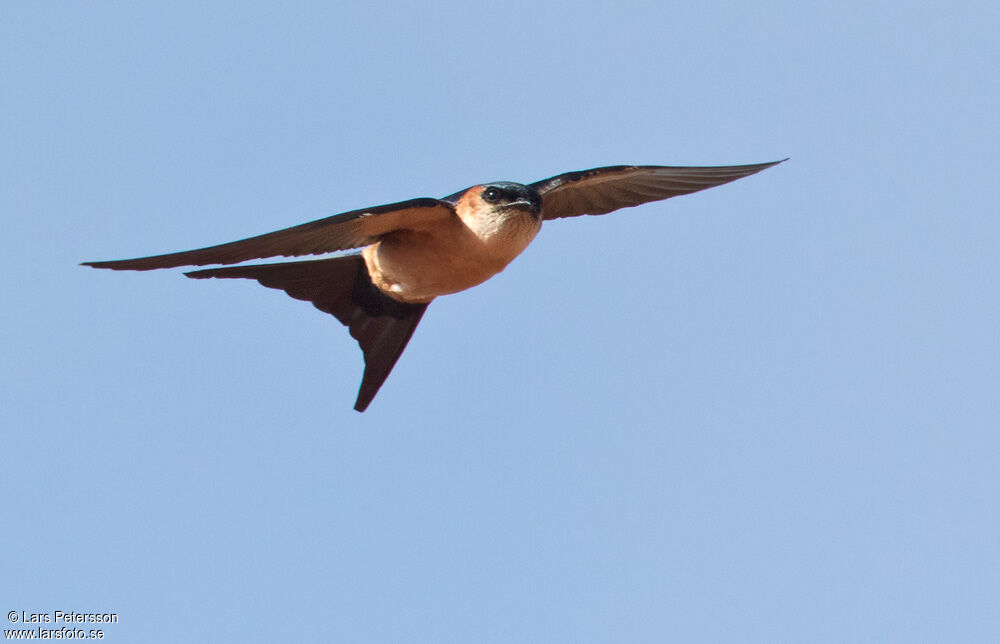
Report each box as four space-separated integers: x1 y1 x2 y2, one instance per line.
509 199 540 217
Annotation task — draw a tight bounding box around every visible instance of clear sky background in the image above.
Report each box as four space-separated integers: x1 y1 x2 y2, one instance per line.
3 2 998 642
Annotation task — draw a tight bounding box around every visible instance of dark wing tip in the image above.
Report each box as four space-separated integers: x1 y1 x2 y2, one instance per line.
81 260 132 270
729 157 788 175
80 256 188 271
82 260 137 270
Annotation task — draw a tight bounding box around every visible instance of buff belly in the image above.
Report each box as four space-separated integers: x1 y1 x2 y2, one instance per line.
362 212 540 303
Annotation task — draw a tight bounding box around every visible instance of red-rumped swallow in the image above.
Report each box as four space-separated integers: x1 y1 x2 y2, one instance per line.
85 160 784 411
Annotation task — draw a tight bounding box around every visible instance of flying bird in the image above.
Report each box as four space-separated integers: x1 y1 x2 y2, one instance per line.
84 160 784 411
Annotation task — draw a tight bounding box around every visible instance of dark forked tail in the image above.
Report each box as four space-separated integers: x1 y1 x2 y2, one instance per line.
186 255 428 412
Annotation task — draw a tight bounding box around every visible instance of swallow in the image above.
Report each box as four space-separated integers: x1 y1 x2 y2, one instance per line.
84 160 784 411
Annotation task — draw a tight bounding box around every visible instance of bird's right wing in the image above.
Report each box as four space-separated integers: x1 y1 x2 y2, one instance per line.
83 198 455 271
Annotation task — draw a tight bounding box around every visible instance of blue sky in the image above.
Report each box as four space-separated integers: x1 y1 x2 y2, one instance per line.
3 1 998 642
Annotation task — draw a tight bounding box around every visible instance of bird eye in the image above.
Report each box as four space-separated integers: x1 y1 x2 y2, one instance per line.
483 187 501 203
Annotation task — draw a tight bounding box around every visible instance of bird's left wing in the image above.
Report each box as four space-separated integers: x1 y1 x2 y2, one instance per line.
530 160 785 221
83 198 455 271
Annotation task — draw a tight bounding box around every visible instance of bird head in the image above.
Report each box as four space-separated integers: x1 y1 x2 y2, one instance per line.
475 182 542 219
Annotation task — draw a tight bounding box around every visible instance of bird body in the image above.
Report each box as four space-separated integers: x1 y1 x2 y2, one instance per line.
84 161 784 411
363 184 541 303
